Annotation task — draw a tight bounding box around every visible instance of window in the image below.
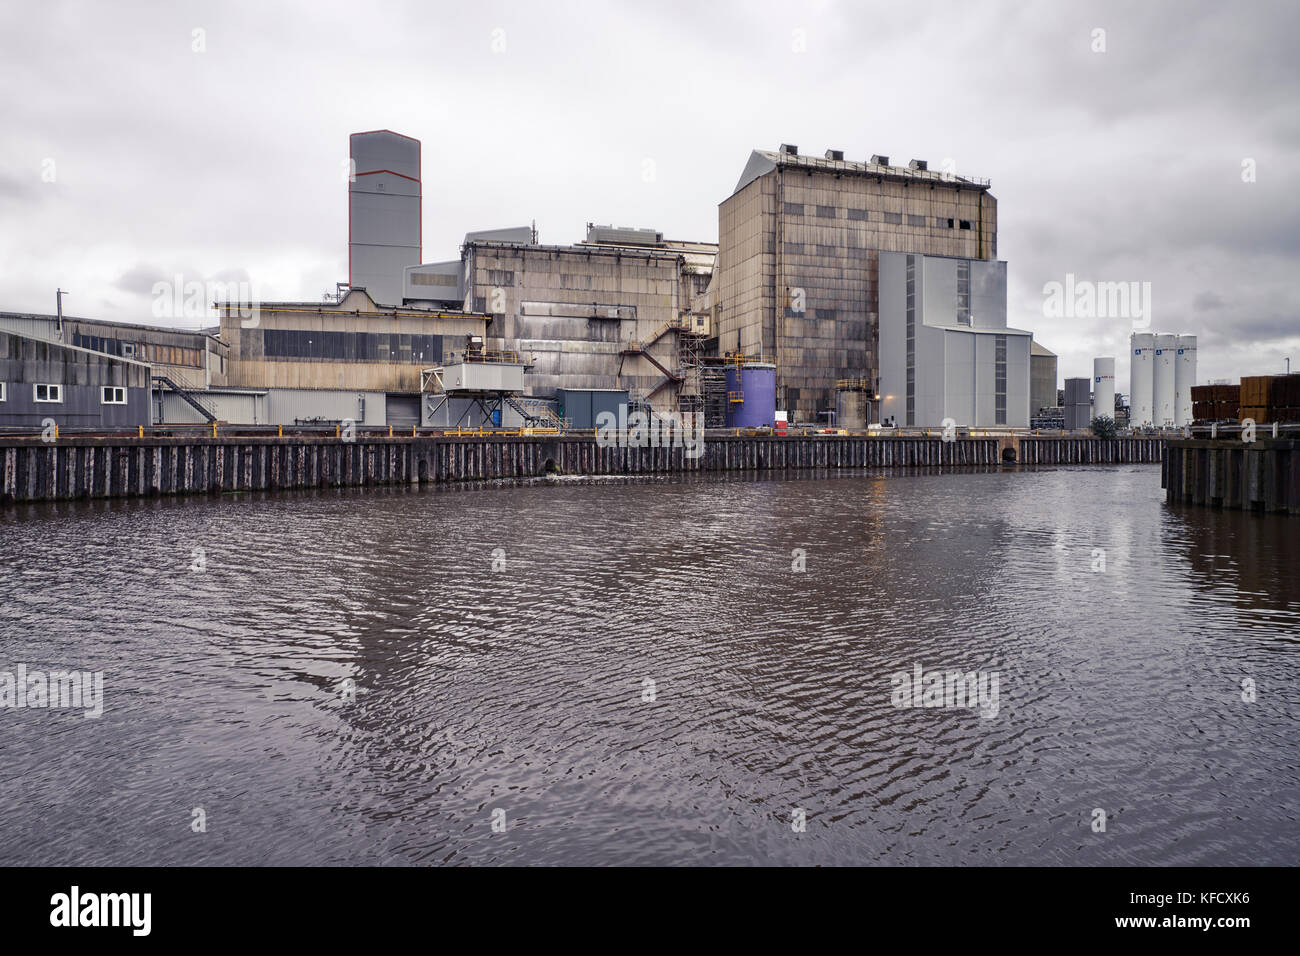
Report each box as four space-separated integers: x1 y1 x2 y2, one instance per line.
959 220 973 230
782 202 804 216
847 208 869 221
34 383 62 403
883 212 902 224
995 335 1008 425
121 343 136 357
0 382 5 402
905 255 916 426
937 217 954 228
957 260 972 325
102 386 127 404
907 214 926 227
815 205 837 219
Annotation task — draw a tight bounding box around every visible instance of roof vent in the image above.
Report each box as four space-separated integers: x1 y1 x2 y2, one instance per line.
871 154 890 166
908 159 928 171
779 143 799 156
824 149 844 161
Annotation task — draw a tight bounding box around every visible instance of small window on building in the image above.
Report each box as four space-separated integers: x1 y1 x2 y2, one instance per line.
102 386 127 405
782 202 804 216
937 217 954 228
815 205 837 218
0 382 5 402
959 220 973 230
907 214 926 227
883 212 902 224
34 383 62 403
121 343 136 357
847 208 869 221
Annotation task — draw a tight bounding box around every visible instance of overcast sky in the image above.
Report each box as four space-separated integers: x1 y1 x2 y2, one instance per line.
2 0 1297 393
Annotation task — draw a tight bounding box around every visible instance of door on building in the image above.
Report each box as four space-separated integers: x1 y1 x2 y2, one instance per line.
386 393 420 428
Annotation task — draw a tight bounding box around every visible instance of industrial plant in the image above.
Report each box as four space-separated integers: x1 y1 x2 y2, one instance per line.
0 130 1230 437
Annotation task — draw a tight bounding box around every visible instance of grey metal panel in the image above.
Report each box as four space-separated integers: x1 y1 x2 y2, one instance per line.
350 132 422 306
385 394 420 427
0 381 148 429
585 225 663 246
161 391 262 425
439 362 525 392
265 389 385 426
464 226 533 244
1064 377 1091 405
733 150 777 194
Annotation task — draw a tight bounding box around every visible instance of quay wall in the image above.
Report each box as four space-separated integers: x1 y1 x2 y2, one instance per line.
1 434 1166 504
1163 438 1300 513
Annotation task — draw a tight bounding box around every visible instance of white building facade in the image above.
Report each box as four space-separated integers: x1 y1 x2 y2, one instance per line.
878 252 1031 428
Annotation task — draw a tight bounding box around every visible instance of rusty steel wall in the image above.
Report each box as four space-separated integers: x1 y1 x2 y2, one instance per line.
1 434 1169 504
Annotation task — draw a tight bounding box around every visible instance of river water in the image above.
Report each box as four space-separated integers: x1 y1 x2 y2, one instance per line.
1 464 1296 865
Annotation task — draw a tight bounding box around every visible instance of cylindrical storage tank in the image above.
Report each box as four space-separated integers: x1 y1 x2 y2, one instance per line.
1174 334 1197 427
1130 332 1155 426
1092 357 1115 422
1153 333 1177 426
724 363 777 428
836 389 867 429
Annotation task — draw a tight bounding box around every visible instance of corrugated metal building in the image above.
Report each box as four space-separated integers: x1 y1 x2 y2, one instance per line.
715 146 997 423
0 330 150 429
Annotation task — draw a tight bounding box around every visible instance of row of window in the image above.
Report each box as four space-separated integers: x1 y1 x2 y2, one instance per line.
0 383 126 404
72 332 203 368
261 330 447 363
782 202 974 230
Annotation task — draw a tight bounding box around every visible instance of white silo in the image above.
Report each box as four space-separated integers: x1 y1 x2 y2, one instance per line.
1153 333 1177 427
1092 357 1116 422
1174 334 1197 426
1130 332 1155 426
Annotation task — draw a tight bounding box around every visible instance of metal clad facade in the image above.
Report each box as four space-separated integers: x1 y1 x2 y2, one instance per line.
349 131 422 306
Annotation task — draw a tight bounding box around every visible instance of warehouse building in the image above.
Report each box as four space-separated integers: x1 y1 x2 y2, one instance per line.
0 311 226 391
714 145 997 423
216 288 490 428
1031 341 1058 418
460 224 713 412
0 329 150 429
877 252 1031 428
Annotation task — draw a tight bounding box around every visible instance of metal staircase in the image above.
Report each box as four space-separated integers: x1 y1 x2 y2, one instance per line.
152 375 217 423
503 394 567 429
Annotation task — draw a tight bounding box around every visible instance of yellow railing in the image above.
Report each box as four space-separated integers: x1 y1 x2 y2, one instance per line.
728 390 745 404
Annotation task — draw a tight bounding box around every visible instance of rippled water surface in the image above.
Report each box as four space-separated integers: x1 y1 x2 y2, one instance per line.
1 465 1296 865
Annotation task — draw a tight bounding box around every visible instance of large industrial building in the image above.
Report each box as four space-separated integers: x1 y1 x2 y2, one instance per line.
714 145 998 423
2 131 1068 433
